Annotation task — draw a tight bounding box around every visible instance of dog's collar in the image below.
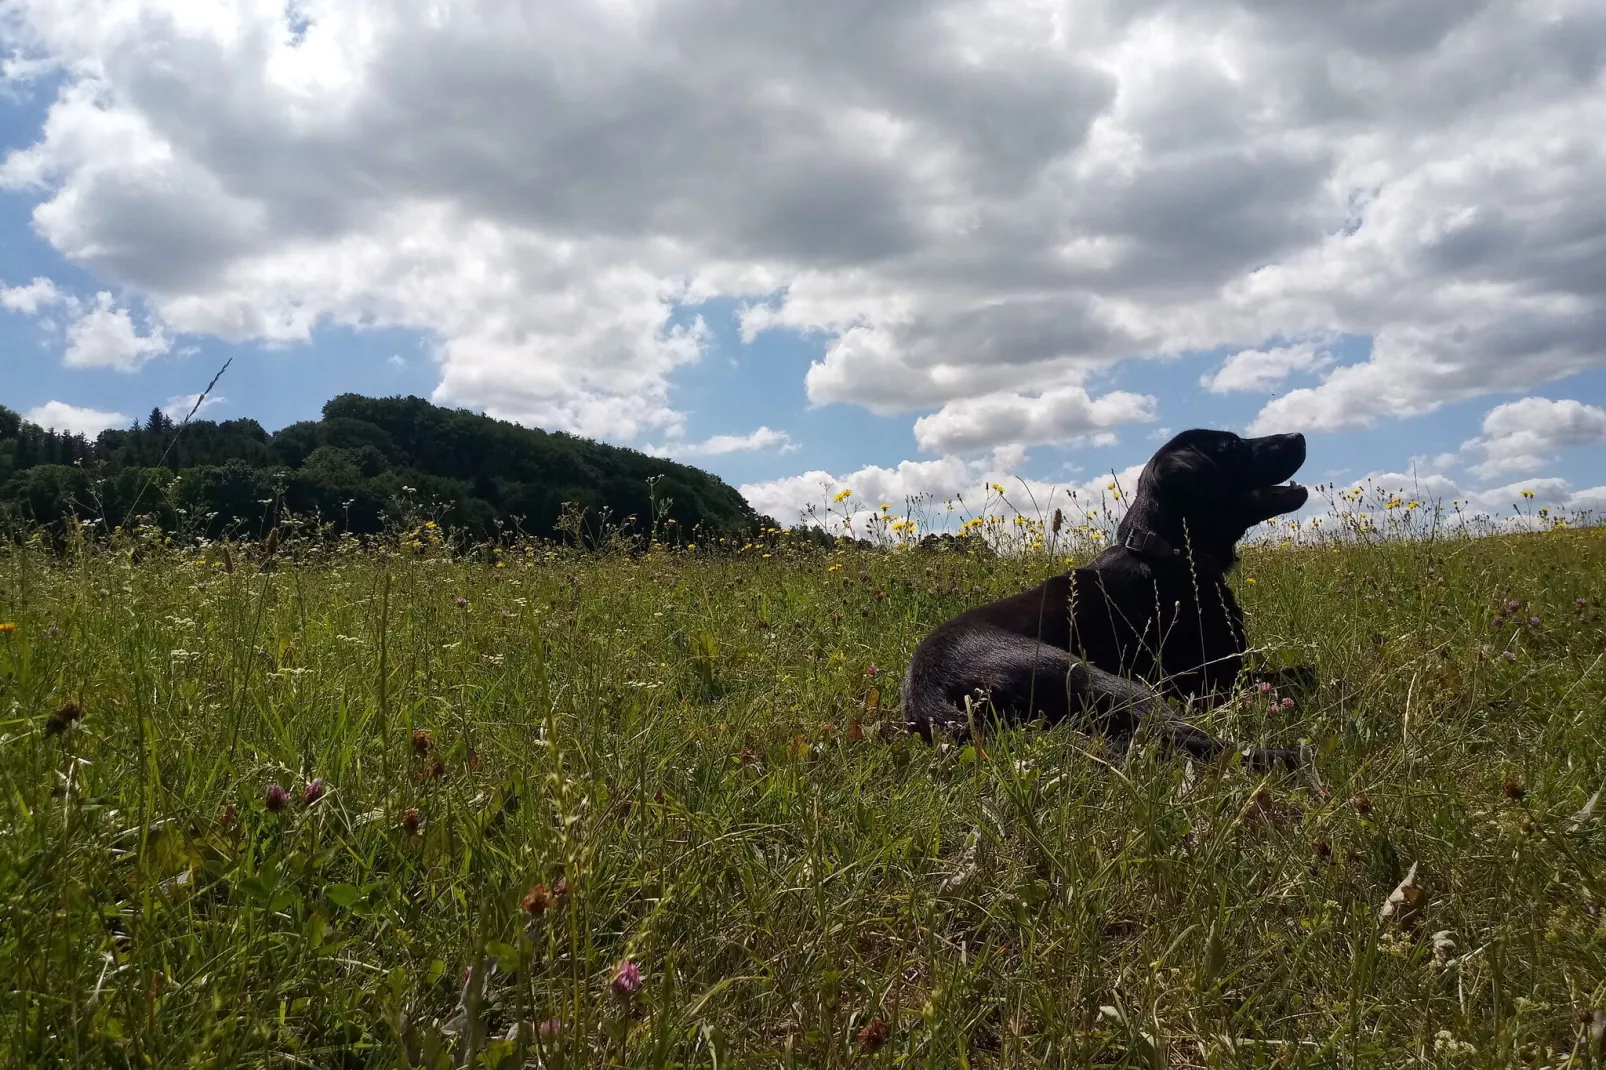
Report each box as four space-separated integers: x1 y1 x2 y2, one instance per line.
1122 528 1227 575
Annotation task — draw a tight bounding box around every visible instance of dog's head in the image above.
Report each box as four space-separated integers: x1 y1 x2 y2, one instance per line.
1127 428 1308 558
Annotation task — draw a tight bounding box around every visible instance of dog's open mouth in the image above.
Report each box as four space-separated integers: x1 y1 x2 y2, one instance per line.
1247 481 1309 515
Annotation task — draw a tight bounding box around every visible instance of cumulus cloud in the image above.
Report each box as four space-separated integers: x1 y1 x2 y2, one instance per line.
1 0 1603 450
645 426 796 459
1569 486 1606 513
1461 397 1606 478
22 400 128 437
1 275 67 314
912 385 1154 455
741 456 1143 532
62 291 170 370
1201 339 1333 394
160 392 226 422
1329 466 1587 522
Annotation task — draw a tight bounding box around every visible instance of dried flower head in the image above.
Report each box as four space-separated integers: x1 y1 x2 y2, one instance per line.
1350 795 1374 816
44 698 85 736
411 729 435 756
521 884 554 916
859 1018 890 1053
401 808 422 835
1502 777 1527 800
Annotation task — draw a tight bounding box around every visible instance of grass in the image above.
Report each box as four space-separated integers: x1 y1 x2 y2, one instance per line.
2 506 1605 1068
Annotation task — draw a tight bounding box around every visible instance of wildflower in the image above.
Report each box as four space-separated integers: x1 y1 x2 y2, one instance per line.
1350 795 1374 816
552 877 569 904
1528 616 1541 628
859 1018 890 1053
1492 616 1505 628
1502 777 1526 800
301 778 326 806
538 1019 564 1039
0 622 16 633
866 664 880 678
1500 650 1518 663
1579 598 1590 608
218 804 238 829
522 884 555 916
265 784 291 812
1257 681 1273 694
1507 600 1521 612
610 960 643 998
1281 696 1295 710
401 808 422 835
411 729 435 756
455 597 469 609
832 488 852 503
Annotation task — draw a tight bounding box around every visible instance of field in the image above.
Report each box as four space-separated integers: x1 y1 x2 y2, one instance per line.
2 503 1605 1068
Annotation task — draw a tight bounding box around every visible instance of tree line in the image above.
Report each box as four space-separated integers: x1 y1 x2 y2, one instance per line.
0 394 772 543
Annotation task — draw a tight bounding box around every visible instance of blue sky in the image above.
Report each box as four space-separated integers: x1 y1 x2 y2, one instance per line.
3 1 1604 528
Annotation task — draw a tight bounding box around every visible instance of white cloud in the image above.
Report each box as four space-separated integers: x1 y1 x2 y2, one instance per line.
22 400 127 437
1202 339 1333 394
0 0 1603 449
1461 397 1606 478
1569 486 1606 513
912 385 1154 455
387 354 406 368
62 291 170 370
160 392 226 422
645 426 796 458
1 275 68 314
741 455 1143 531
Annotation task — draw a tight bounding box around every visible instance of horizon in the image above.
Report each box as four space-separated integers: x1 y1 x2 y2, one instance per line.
3 2 1604 532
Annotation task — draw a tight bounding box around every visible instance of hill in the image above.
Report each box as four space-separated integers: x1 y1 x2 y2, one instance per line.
0 394 765 541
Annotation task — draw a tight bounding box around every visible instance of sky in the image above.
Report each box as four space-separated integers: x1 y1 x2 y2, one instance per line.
1 0 1604 530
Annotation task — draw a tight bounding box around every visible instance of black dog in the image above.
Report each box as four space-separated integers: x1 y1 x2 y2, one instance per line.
903 429 1310 767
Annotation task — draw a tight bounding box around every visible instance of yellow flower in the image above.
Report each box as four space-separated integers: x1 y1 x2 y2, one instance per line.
990 483 1006 495
833 488 853 503
880 503 890 512
1521 489 1535 499
1246 577 1257 585
1106 483 1116 491
0 622 16 633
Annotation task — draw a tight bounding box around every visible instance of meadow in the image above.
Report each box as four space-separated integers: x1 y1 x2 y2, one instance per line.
2 492 1604 1068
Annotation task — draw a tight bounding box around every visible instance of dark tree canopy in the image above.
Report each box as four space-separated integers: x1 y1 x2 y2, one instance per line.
0 395 763 542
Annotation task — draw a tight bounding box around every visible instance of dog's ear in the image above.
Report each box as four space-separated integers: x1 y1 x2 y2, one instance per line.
1146 441 1216 498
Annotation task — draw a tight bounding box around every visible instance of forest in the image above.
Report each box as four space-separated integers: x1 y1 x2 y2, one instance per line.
0 394 769 542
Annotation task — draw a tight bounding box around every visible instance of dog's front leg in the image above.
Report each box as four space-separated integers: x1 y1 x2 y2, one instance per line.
1070 661 1298 770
